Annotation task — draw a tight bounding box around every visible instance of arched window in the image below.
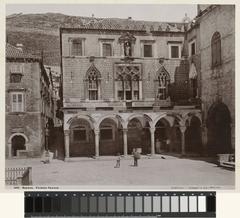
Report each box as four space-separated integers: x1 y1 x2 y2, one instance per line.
156 67 170 100
85 64 101 100
211 32 221 67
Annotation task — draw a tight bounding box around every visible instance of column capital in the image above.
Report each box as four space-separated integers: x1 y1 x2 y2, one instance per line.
150 127 156 134
122 128 128 133
64 130 70 135
94 128 100 135
179 126 187 133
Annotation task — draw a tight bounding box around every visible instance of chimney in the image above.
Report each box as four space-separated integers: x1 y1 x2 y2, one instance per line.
16 43 23 51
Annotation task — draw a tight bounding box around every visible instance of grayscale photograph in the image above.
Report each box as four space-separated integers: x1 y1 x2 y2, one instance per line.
5 4 235 188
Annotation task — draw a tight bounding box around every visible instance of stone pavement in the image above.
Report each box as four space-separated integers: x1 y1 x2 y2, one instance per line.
5 155 234 188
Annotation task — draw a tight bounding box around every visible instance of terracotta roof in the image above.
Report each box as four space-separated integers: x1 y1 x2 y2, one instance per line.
6 43 40 60
61 17 186 32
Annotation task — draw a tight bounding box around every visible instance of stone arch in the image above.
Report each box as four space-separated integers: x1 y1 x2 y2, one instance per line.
99 117 121 155
154 118 172 153
127 114 148 154
127 113 144 125
96 114 121 129
8 133 28 158
67 114 94 130
69 116 95 157
206 102 231 154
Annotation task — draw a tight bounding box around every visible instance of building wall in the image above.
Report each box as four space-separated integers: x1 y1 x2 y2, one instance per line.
61 31 185 58
5 61 43 157
61 30 188 109
199 5 235 150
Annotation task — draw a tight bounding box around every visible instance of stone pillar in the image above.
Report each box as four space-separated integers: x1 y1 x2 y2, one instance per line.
64 130 70 160
8 142 12 158
94 129 100 157
180 126 187 155
150 127 156 155
139 81 143 100
201 124 208 153
123 129 128 156
231 123 235 151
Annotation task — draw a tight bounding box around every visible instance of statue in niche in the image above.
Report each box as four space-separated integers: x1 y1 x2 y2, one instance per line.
124 40 132 57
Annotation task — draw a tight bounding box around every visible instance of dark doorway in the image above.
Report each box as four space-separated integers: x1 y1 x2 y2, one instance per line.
12 135 26 156
185 116 202 154
69 119 94 157
99 118 119 155
127 118 144 154
207 102 231 154
155 119 170 153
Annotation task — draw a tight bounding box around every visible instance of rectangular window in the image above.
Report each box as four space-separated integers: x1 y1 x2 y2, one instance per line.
71 40 83 56
102 43 112 56
73 128 87 141
170 45 180 58
88 80 98 100
10 73 22 83
100 128 113 140
10 64 23 73
11 92 24 112
143 44 152 57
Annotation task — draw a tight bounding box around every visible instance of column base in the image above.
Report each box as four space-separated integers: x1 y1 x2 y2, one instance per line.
64 157 71 162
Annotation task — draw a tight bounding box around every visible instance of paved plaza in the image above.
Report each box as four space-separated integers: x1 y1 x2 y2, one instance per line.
6 155 234 188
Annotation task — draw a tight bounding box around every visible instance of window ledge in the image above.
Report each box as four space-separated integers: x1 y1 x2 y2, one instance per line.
9 112 26 115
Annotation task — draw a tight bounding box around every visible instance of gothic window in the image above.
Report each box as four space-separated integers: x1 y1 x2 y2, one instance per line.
115 65 141 101
85 64 101 100
211 32 221 67
156 67 170 100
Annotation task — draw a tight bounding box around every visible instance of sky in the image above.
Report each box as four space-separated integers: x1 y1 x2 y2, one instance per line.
6 4 197 22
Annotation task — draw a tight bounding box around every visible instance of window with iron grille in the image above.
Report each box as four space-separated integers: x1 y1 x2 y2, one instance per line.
143 44 152 57
102 43 112 56
10 73 22 83
170 45 180 58
71 39 83 56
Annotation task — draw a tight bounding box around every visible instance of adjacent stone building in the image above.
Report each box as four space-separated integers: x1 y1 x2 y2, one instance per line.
5 43 54 158
195 5 235 154
60 17 204 159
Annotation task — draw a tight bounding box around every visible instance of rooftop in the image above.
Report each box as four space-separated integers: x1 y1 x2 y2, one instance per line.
61 16 187 32
6 43 40 60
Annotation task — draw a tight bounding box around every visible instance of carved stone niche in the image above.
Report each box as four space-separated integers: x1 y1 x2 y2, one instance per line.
118 32 136 58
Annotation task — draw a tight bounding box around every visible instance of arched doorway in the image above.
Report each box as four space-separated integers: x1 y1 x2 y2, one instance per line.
155 119 171 153
171 120 182 153
99 118 120 155
127 118 145 154
207 102 231 154
69 118 94 157
12 135 26 157
185 116 202 154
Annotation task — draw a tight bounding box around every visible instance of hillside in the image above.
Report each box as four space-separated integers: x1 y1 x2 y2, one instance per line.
6 13 185 66
6 13 95 66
